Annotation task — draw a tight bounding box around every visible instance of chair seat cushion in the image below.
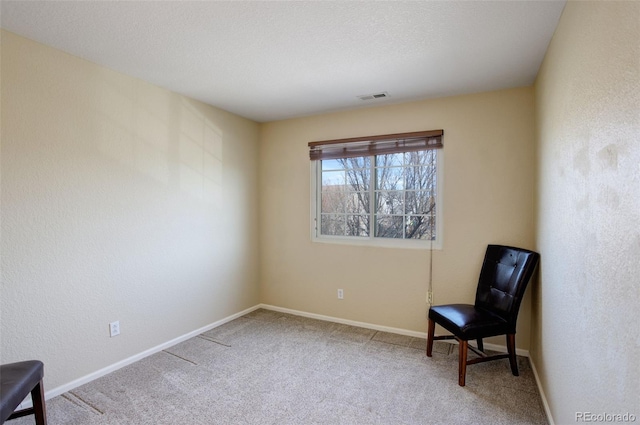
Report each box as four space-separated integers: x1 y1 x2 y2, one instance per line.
0 360 44 423
429 304 510 340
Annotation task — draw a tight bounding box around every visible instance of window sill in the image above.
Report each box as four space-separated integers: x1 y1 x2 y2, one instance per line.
311 235 442 250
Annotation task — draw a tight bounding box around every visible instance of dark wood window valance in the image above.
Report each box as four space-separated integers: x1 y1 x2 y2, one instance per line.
308 130 443 161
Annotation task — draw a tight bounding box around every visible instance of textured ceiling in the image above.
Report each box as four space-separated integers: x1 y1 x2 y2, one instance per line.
1 1 565 122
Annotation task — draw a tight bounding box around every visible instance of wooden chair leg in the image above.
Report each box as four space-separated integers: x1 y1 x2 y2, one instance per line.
458 340 468 386
32 380 47 425
476 338 484 352
506 334 518 376
426 318 435 357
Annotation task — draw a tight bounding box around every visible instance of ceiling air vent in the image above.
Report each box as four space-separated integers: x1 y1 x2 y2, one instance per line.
358 92 390 101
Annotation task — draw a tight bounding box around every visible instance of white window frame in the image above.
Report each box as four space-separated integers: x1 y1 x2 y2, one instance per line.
310 149 444 250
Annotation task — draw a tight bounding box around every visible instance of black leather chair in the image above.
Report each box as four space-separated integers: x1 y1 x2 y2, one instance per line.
426 245 539 386
0 361 47 424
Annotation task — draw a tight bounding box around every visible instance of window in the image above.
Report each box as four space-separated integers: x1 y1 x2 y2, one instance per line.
309 130 443 248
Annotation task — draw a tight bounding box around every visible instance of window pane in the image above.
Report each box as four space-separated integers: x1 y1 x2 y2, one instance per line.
345 166 370 192
405 191 433 215
376 166 404 190
375 215 404 239
376 153 403 167
342 156 370 170
346 192 369 214
405 150 435 167
376 191 404 215
321 214 345 236
404 165 435 190
322 170 345 188
321 159 345 171
405 215 435 240
346 215 369 237
321 191 346 214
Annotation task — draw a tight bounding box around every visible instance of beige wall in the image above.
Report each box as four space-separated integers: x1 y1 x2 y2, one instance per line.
259 87 536 347
533 2 640 423
0 31 260 389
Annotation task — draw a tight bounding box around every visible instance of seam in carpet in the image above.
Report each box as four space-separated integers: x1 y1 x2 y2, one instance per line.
63 392 104 415
197 335 232 347
161 350 199 365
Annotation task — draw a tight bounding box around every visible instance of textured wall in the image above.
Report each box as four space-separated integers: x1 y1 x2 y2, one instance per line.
259 87 537 346
1 31 260 389
533 2 640 423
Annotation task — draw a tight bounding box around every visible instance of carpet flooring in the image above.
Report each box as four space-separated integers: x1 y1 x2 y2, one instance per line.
11 309 548 424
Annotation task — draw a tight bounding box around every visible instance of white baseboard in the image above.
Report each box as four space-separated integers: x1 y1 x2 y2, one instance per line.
528 356 555 425
18 304 261 409
258 303 530 357
260 303 427 338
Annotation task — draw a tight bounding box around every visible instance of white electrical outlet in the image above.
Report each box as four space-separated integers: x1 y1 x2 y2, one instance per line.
109 321 120 337
337 289 344 299
427 292 433 304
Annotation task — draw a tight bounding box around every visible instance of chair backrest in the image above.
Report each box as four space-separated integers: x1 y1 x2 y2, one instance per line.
474 245 540 331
